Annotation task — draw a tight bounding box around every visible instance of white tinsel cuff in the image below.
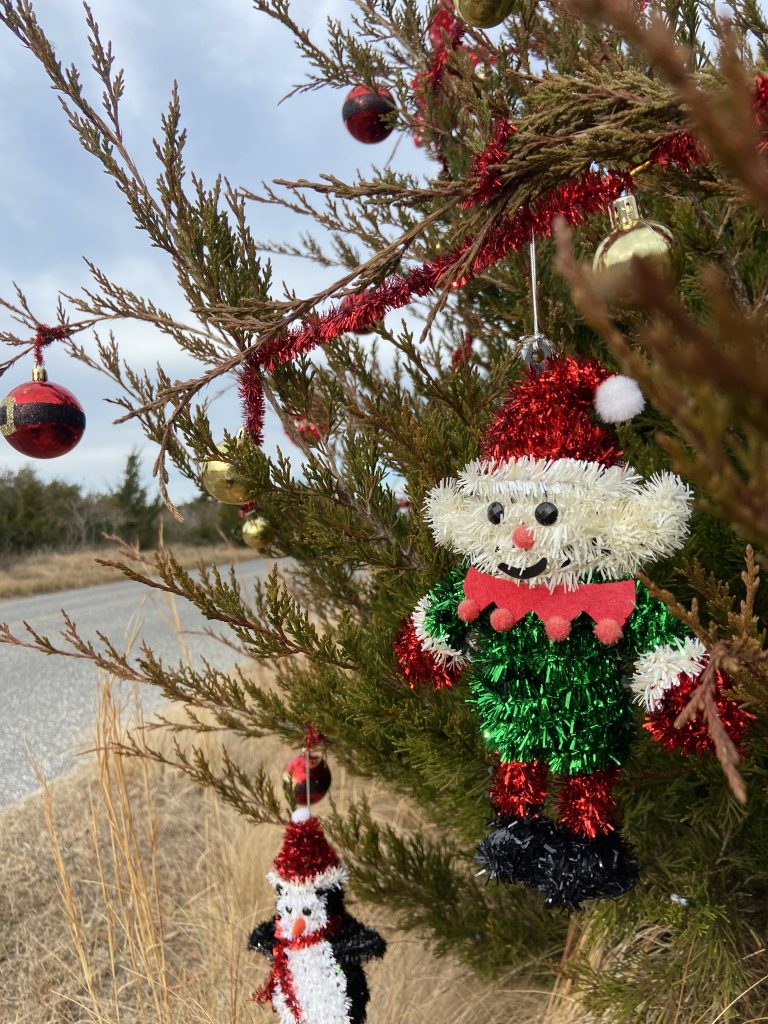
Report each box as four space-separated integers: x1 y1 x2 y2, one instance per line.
412 595 468 669
630 637 707 712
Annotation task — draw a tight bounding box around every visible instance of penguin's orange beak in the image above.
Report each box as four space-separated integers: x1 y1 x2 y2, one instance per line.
291 917 306 939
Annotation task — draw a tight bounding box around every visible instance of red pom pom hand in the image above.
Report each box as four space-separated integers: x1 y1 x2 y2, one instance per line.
393 618 464 690
644 665 755 757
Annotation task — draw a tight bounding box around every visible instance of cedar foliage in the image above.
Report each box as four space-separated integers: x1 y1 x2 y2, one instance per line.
0 1 767 1020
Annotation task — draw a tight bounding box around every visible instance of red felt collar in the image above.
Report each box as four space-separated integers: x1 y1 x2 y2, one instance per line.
460 567 636 643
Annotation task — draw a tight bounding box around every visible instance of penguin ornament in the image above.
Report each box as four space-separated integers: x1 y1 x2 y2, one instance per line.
250 810 386 1024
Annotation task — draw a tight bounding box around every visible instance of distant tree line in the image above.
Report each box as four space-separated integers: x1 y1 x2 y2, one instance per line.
0 452 241 556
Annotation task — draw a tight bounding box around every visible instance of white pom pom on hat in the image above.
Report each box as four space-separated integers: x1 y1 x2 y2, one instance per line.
290 806 312 824
594 374 645 424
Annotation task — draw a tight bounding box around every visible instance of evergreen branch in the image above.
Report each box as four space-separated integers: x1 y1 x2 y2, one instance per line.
108 731 285 825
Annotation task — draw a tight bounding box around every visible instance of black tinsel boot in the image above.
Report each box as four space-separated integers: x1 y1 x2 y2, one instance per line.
538 826 640 910
474 813 559 888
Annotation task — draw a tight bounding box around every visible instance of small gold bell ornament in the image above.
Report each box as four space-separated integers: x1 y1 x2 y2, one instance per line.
200 434 251 505
592 194 682 309
455 0 515 29
242 515 272 550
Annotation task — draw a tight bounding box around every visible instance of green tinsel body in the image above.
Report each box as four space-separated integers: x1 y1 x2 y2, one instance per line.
423 569 688 775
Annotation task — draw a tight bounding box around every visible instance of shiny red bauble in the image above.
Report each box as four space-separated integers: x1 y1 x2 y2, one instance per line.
282 753 332 806
0 367 85 458
342 85 396 144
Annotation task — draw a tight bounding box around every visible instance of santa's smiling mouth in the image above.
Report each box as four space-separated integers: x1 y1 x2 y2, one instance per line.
498 557 548 580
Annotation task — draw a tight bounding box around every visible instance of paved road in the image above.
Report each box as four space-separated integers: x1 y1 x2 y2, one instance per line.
0 558 271 805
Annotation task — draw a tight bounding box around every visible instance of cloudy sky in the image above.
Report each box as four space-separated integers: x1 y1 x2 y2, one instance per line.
0 0 431 502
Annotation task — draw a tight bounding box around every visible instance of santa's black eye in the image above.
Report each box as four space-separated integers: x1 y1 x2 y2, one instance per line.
487 502 504 525
302 906 312 915
285 906 292 914
534 502 558 525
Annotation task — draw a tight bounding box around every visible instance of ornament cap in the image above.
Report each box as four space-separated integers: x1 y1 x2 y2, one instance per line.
610 194 641 231
32 364 48 382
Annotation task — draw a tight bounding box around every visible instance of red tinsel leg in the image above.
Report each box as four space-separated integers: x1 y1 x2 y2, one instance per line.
557 768 620 839
490 760 548 818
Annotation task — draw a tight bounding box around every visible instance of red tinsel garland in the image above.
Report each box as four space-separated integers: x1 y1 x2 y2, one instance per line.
238 360 265 445
239 76 768 436
255 167 634 375
461 119 518 208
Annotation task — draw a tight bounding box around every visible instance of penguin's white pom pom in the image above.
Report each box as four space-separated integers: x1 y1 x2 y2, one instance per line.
595 374 645 423
290 806 312 824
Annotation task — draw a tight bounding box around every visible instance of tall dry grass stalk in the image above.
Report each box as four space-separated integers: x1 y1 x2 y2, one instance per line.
35 682 251 1024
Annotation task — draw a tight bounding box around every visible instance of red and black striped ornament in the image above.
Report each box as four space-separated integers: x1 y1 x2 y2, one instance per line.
0 365 85 459
342 85 396 144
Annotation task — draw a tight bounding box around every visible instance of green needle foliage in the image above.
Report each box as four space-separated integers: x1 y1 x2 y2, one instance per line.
0 1 767 1020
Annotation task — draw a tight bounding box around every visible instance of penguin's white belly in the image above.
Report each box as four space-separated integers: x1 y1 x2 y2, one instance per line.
274 941 350 1024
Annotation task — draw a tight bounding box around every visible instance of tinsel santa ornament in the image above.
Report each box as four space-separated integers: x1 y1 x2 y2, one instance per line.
250 811 386 1024
395 356 752 909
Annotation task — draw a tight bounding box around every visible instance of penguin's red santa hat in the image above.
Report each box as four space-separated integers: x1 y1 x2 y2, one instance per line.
267 811 350 891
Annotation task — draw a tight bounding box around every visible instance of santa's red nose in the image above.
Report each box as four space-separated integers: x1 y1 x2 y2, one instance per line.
512 525 535 549
291 917 307 939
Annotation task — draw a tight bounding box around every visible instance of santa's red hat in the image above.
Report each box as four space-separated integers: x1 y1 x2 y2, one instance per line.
481 356 644 467
267 815 349 890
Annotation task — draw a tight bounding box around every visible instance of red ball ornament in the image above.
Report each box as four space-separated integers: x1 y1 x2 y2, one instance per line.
282 753 332 806
342 85 396 144
428 0 456 47
0 365 85 459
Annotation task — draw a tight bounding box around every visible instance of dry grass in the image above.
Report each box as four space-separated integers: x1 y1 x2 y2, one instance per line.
0 668 552 1024
0 544 260 600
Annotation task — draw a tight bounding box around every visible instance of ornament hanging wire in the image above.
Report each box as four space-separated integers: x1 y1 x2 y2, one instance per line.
518 232 553 368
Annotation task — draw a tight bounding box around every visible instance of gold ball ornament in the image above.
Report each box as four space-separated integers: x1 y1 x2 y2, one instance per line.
592 195 682 309
455 0 515 28
200 444 251 505
242 515 272 550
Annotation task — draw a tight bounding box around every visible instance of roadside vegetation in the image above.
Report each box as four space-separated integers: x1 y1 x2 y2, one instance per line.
0 453 253 598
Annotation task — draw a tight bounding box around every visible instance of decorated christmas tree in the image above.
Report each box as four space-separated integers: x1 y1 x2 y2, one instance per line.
1 0 767 1020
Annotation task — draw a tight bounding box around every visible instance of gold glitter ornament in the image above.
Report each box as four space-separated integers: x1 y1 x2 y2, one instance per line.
592 195 682 309
455 0 515 28
242 515 272 550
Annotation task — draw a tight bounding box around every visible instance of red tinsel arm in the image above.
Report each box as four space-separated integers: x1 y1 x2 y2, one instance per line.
393 617 463 690
644 667 756 757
